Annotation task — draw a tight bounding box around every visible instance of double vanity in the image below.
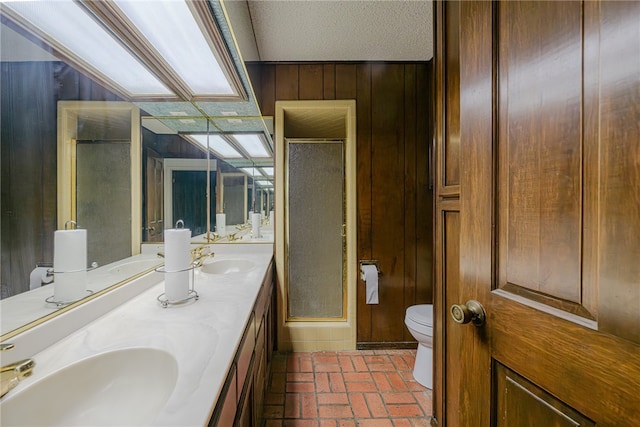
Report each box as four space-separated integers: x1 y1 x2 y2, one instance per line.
0 243 275 427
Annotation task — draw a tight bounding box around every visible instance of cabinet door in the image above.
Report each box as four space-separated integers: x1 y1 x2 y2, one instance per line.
209 365 237 427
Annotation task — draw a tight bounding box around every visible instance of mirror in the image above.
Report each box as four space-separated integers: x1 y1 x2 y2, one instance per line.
0 0 273 339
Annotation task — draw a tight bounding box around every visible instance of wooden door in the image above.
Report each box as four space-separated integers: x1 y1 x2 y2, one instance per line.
434 1 640 425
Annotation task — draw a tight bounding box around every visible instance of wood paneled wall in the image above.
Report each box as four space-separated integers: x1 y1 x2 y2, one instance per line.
1 62 58 298
248 62 434 344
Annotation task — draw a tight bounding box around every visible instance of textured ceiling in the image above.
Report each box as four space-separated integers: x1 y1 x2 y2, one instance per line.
242 0 433 62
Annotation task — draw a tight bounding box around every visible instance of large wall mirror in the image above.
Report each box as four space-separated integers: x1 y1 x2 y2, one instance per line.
0 0 273 339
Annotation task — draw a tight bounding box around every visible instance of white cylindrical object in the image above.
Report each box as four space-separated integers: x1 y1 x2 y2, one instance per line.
53 229 87 301
216 213 226 236
252 213 262 238
164 228 191 301
269 210 274 226
361 264 379 304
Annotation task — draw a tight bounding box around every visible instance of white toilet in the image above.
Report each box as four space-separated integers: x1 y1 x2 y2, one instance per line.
404 304 433 388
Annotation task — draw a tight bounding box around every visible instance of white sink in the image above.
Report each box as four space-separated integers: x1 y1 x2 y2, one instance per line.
201 259 256 275
0 348 178 426
107 259 162 276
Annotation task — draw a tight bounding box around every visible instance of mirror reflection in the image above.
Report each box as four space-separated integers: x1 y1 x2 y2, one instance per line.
0 0 273 338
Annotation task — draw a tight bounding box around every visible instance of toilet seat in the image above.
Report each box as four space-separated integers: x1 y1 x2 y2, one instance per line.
406 304 433 328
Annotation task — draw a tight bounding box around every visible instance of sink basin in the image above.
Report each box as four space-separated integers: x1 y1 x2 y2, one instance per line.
107 258 162 276
0 347 178 426
201 259 256 275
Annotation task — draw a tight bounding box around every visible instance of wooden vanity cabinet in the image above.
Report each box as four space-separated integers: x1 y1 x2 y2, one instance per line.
209 260 275 427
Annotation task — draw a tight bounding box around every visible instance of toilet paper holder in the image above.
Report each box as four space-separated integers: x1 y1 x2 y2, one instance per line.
359 260 381 275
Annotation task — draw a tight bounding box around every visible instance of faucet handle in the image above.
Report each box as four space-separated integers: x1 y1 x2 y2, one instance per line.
0 343 15 352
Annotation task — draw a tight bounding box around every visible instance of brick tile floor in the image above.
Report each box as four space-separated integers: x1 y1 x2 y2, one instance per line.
264 350 432 427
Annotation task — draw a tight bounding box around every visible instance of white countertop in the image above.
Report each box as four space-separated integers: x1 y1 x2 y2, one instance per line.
0 243 274 427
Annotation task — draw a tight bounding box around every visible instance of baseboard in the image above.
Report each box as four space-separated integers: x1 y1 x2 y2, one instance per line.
356 341 418 350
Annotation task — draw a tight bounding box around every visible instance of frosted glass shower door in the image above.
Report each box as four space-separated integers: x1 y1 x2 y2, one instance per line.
287 140 345 319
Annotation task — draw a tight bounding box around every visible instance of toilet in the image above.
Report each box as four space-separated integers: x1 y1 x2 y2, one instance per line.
404 304 433 388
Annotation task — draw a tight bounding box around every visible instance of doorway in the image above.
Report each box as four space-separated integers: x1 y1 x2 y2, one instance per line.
275 100 357 351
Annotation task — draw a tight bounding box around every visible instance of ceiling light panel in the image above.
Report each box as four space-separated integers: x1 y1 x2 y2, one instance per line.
189 134 243 158
112 0 234 97
1 1 173 97
240 167 262 177
231 133 271 158
260 167 274 177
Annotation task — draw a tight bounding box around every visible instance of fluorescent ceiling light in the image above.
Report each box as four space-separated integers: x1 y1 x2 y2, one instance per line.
231 134 271 158
189 134 242 158
260 167 274 177
256 180 272 187
2 1 172 97
240 167 262 177
112 0 234 96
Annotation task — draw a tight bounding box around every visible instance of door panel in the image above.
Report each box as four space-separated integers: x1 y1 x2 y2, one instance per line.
495 364 595 427
497 0 587 314
437 1 640 426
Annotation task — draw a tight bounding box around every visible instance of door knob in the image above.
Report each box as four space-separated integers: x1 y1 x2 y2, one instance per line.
450 300 486 326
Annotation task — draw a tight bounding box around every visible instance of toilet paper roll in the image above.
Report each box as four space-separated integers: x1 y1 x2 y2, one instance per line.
361 264 379 304
164 228 191 301
30 267 53 290
53 229 87 301
252 213 262 238
216 213 226 236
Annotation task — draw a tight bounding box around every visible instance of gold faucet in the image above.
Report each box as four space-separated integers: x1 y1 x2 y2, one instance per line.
191 245 215 267
1 344 35 398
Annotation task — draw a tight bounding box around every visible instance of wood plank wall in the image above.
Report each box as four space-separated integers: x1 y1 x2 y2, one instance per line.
247 62 434 344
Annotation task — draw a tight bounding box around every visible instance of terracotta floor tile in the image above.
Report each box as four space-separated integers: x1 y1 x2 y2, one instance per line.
285 393 301 418
365 355 392 364
339 355 355 372
410 418 433 427
315 363 342 372
287 382 316 393
365 392 388 418
368 363 397 372
315 372 331 393
352 355 369 371
356 419 394 427
314 353 339 364
390 354 411 371
386 371 409 391
343 372 372 382
318 405 353 418
302 393 319 418
372 372 393 391
329 372 346 392
265 350 431 426
382 392 416 404
288 372 315 382
348 392 371 418
345 381 378 392
386 404 424 418
317 393 349 405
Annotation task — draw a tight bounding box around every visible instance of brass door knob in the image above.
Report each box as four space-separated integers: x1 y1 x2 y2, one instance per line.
450 300 486 326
